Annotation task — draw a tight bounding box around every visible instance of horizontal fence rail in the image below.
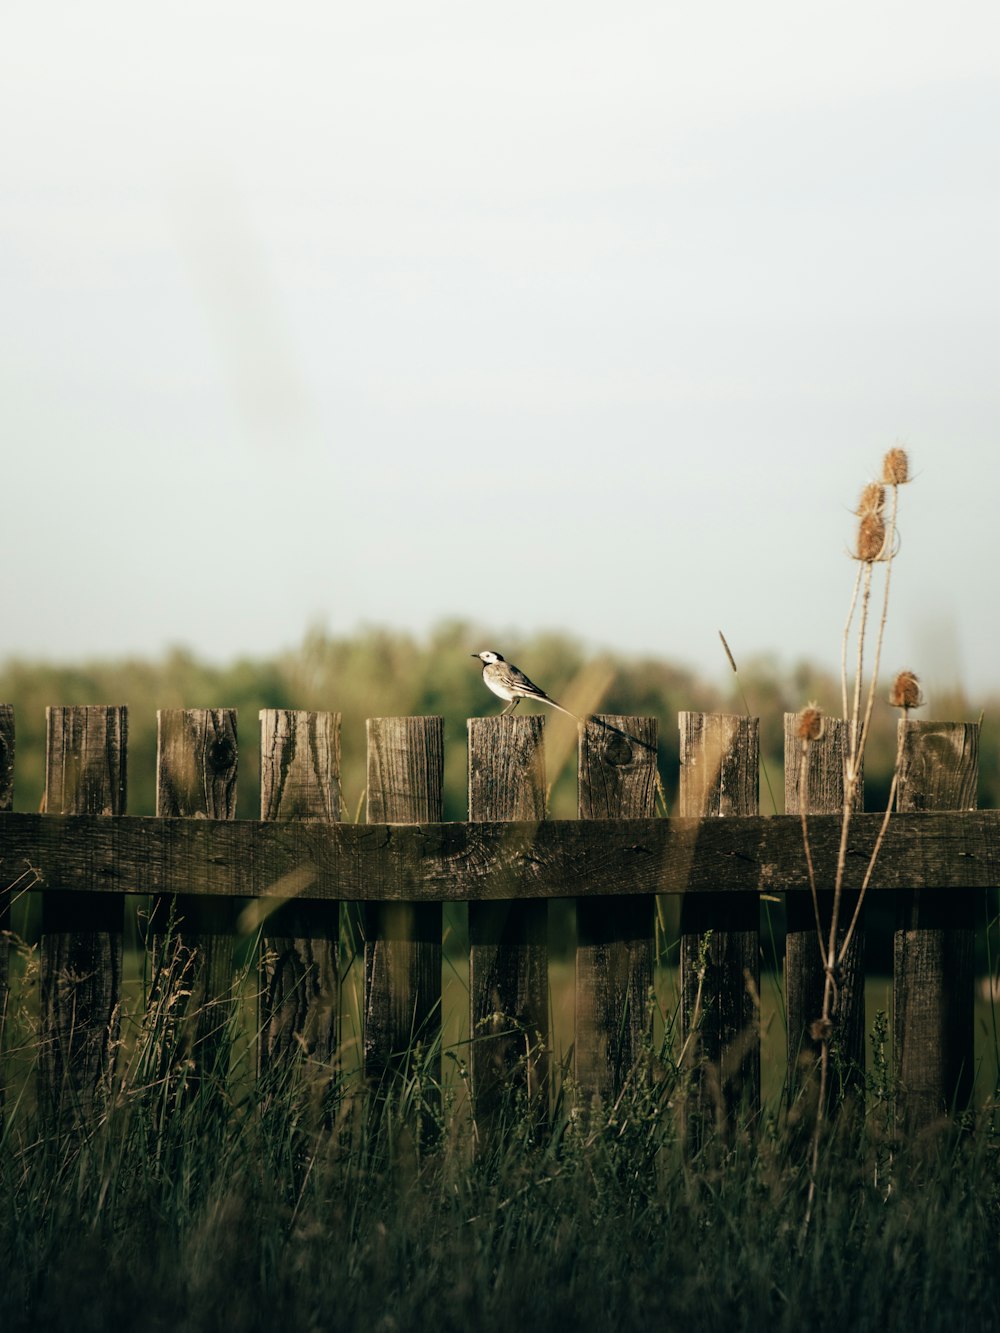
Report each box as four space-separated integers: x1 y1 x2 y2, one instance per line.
3 811 998 899
0 704 994 1141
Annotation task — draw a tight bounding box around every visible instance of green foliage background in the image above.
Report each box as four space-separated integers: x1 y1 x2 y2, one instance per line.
4 620 994 972
1 619 993 821
2 627 998 1331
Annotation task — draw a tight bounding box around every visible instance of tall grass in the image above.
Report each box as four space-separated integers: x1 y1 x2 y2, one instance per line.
1 934 998 1333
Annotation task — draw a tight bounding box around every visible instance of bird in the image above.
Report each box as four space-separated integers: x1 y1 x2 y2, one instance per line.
471 651 579 720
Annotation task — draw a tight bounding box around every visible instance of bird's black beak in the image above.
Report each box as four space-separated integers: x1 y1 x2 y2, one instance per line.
470 653 480 659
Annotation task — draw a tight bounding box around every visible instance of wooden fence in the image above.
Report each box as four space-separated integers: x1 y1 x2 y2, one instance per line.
0 704 992 1136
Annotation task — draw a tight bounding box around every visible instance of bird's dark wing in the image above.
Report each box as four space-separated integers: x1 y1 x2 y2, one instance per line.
507 665 552 700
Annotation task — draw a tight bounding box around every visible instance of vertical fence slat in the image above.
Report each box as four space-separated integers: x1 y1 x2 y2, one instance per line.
39 705 127 1125
678 712 760 1133
157 709 238 819
894 719 978 1132
0 706 13 1119
575 716 658 1105
153 709 238 1082
364 717 444 1096
468 715 548 1130
783 715 865 1107
0 707 12 810
259 709 342 1080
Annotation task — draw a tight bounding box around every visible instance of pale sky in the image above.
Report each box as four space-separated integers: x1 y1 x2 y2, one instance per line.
2 1 998 695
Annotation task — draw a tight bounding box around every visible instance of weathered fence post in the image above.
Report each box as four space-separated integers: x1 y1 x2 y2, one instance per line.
152 709 238 1087
678 712 760 1136
894 720 978 1133
575 716 658 1107
0 706 13 1118
783 715 865 1108
364 717 444 1104
39 705 127 1127
259 710 342 1086
468 715 548 1134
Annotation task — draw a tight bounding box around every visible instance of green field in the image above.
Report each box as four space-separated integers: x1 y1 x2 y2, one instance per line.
2 930 998 1333
3 630 1000 1329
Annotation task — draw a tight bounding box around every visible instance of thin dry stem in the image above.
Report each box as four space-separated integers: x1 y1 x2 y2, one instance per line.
847 561 873 778
718 630 738 674
840 564 863 725
855 484 900 762
796 741 827 966
825 793 856 988
807 472 906 1243
837 724 905 967
675 945 709 1073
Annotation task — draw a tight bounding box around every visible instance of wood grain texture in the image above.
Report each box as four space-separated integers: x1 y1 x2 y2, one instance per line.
2 810 998 901
0 705 13 1119
260 710 341 823
0 705 12 812
39 706 126 1126
157 709 237 819
783 715 864 1105
468 716 548 1129
575 715 657 1104
678 713 760 1132
364 717 444 1093
259 711 341 1079
894 720 978 1132
152 709 238 1086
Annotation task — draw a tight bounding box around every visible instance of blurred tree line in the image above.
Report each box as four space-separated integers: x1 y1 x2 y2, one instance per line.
2 621 995 970
0 619 994 821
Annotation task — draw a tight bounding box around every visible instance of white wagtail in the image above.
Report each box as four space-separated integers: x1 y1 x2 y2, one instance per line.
471 651 579 720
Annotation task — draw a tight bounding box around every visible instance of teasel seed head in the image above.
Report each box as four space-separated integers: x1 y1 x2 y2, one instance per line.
889 670 923 711
882 446 910 485
856 512 886 562
810 1017 834 1043
857 482 885 517
797 705 825 742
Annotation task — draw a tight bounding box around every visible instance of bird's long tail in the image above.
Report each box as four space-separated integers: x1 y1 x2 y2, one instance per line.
539 696 581 723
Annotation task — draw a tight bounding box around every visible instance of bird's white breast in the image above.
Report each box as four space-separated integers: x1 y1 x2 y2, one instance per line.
483 667 515 701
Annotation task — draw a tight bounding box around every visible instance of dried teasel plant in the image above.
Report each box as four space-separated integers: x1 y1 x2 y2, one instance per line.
794 704 826 955
882 446 910 485
888 669 923 711
840 447 910 752
856 482 885 517
796 704 825 742
855 512 887 563
800 445 913 1236
833 670 923 981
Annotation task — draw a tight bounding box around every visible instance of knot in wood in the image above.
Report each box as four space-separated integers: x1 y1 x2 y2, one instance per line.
602 734 633 768
208 737 236 773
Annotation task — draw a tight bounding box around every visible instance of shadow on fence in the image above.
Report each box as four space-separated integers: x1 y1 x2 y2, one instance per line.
0 703 996 1148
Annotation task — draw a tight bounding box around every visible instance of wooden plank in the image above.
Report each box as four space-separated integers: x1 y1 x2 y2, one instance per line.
0 706 12 811
894 720 978 1133
0 705 13 1120
2 810 998 902
157 709 238 818
783 714 864 1107
39 705 127 1126
468 715 548 1131
363 717 444 1097
678 712 760 1135
151 709 238 1087
575 715 657 1105
259 710 341 1082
